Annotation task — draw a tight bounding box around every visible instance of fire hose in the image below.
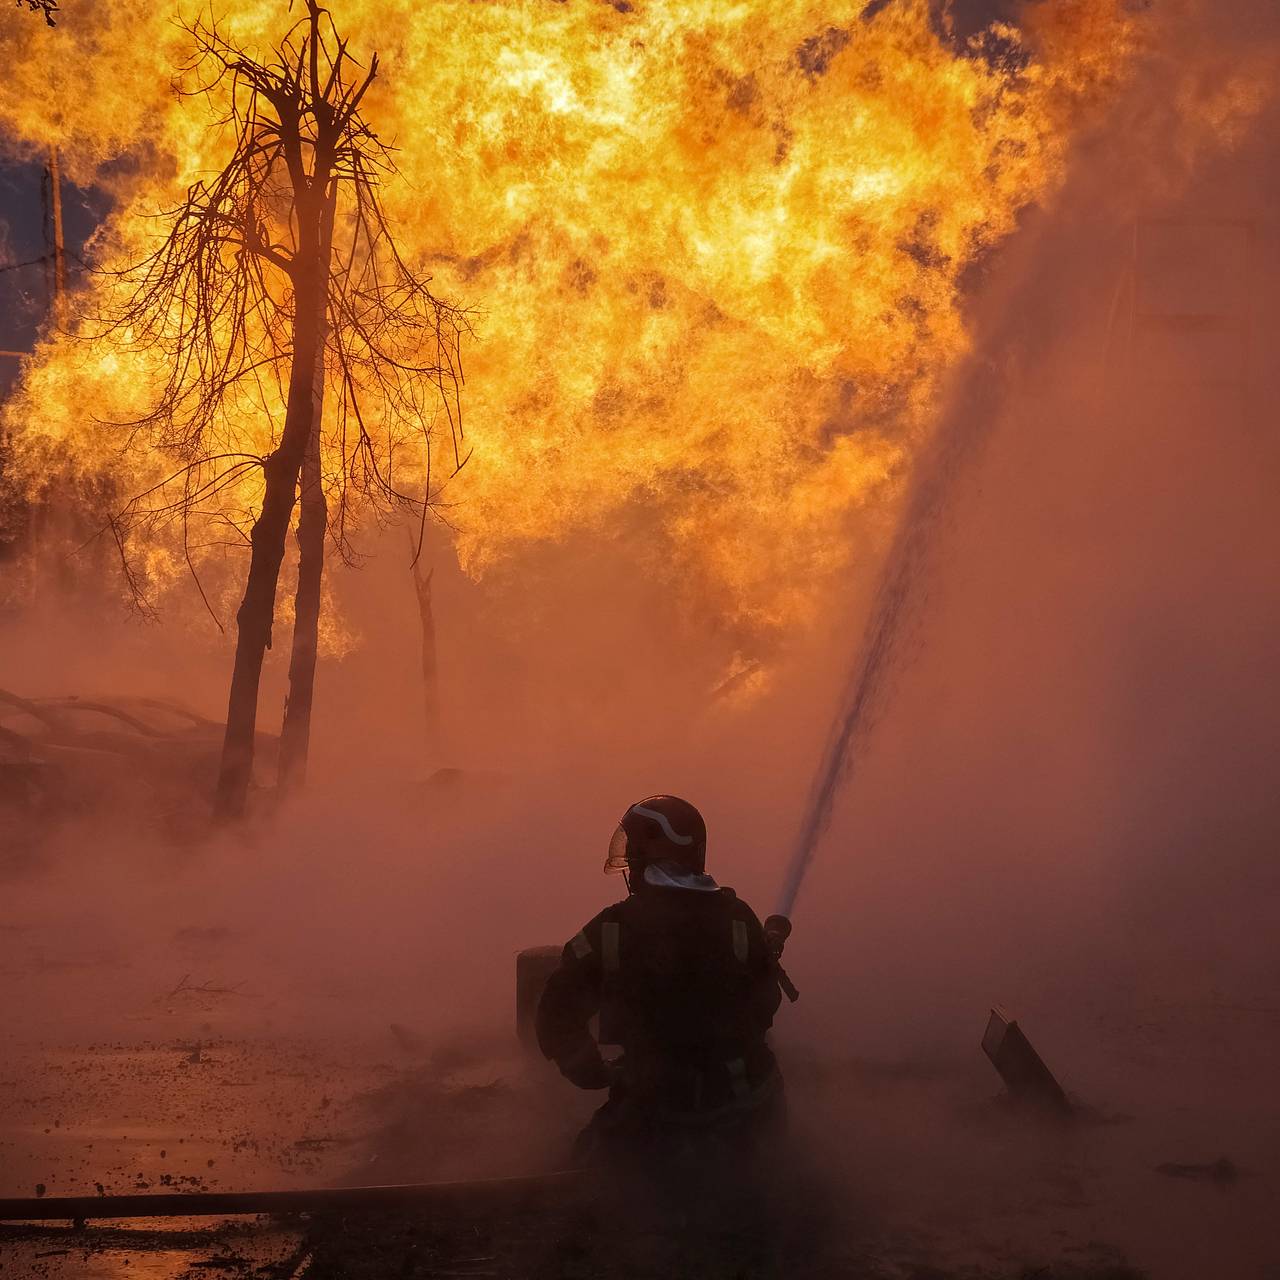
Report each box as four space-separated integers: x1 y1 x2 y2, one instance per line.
0 1170 584 1225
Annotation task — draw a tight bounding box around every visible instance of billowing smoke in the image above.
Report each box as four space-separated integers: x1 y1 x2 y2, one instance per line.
3 1 1280 1274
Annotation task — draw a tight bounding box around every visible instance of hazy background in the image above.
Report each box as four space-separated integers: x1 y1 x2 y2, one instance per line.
3 1 1278 1059
1 5 1279 1273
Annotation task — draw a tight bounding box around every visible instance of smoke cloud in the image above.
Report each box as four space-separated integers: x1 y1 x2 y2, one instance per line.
3 1 1280 1275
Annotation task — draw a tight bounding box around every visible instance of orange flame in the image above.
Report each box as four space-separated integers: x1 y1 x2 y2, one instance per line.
1 0 1251 639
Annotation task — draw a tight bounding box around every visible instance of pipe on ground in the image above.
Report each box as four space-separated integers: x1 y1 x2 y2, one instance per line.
0 1171 584 1223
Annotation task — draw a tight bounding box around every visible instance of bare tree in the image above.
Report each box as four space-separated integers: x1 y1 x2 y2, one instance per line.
405 523 442 760
108 1 467 820
17 1 59 26
277 191 335 799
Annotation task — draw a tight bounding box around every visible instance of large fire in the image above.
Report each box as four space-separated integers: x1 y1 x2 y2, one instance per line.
0 1 1239 642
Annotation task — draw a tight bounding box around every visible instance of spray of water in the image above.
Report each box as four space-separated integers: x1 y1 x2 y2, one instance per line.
776 357 1007 918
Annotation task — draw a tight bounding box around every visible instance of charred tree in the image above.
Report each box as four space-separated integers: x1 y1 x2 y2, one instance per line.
105 1 467 821
18 1 59 25
406 525 442 760
220 207 331 817
277 190 336 796
276 405 327 793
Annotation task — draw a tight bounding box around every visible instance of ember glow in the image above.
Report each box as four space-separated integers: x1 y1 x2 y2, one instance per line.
0 1 1149 633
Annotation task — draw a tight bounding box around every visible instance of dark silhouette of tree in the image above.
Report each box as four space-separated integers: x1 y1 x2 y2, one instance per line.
109 0 467 820
405 523 442 760
18 1 59 26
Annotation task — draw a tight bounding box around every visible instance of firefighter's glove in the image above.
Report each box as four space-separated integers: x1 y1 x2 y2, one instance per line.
557 1042 613 1091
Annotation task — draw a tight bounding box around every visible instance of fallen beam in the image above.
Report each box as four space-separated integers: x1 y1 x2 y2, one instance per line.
0 1171 584 1223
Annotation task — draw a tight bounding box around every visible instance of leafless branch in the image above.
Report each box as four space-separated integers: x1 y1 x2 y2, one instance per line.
168 972 252 997
18 0 58 27
95 0 470 604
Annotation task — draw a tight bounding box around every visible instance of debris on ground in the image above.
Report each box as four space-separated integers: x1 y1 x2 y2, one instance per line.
1155 1156 1240 1184
982 1006 1073 1117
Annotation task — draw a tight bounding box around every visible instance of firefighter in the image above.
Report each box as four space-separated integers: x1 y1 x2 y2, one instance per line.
536 795 788 1165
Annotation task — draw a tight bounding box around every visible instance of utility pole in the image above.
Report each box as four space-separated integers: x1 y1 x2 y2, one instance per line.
1 152 63 360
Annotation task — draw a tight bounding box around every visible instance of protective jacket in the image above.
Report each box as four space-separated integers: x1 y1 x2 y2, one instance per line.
536 882 782 1121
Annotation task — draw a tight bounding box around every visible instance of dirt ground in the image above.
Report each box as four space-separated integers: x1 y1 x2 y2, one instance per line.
2 809 1277 1280
2 997 1277 1279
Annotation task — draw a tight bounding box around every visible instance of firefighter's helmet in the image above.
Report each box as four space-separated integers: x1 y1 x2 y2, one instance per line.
605 795 707 878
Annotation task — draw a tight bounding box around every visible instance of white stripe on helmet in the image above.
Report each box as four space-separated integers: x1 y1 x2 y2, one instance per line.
630 803 694 846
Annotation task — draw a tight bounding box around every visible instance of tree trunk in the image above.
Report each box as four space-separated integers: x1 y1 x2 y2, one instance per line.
277 189 337 796
407 527 441 760
213 190 333 822
276 421 326 793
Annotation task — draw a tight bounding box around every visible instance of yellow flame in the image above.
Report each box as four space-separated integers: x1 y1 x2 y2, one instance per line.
0 0 1231 637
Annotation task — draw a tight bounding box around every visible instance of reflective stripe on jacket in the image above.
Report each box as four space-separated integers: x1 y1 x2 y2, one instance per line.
536 884 782 1114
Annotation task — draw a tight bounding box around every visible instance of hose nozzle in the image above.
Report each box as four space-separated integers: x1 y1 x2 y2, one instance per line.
763 915 799 1003
763 914 792 958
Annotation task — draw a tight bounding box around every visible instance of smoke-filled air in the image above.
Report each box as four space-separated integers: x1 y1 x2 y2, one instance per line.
1 1 1278 1277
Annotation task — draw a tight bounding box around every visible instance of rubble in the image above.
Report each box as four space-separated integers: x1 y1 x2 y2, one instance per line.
1156 1157 1240 1184
982 1006 1073 1116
